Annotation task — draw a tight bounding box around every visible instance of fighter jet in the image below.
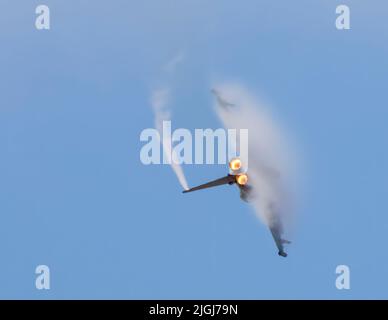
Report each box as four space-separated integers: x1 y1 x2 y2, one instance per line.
183 158 291 257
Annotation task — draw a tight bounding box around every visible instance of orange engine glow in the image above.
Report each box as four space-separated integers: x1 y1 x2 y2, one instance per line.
229 158 242 171
236 174 248 185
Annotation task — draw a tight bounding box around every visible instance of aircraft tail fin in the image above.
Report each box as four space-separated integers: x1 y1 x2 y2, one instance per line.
211 89 236 109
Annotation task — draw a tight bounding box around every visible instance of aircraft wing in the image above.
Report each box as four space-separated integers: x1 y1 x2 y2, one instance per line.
183 175 236 193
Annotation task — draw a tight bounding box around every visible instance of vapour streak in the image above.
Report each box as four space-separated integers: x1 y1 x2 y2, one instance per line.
163 51 185 73
150 54 189 191
213 84 294 227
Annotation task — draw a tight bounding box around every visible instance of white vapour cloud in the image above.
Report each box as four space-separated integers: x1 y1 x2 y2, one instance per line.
150 53 189 191
213 83 295 228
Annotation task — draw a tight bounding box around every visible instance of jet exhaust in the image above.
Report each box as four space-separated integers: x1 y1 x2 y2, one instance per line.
236 174 248 186
229 158 242 171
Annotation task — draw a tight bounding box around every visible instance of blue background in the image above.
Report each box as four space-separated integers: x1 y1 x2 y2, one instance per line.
0 0 387 299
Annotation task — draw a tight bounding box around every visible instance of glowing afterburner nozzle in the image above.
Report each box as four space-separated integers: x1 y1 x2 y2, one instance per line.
229 158 242 171
236 174 248 185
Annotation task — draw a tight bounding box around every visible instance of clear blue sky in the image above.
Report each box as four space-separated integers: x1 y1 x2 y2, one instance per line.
1 1 388 299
